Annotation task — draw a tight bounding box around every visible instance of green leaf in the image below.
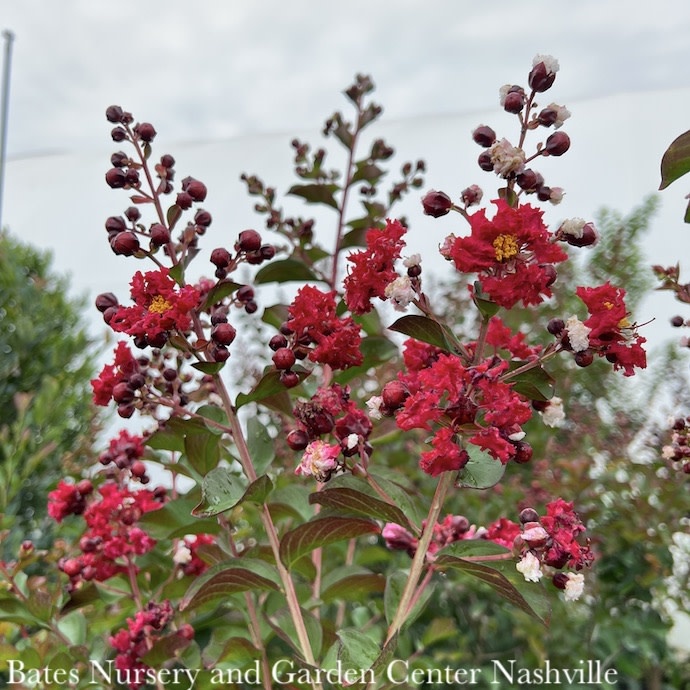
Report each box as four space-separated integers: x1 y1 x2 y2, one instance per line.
168 262 184 285
321 570 386 603
497 186 519 207
383 571 435 629
240 474 274 505
352 162 385 185
660 130 690 190
192 467 247 517
167 204 182 229
506 361 555 401
202 280 242 310
437 540 512 559
0 597 46 627
236 367 308 409
180 559 279 610
254 258 323 285
184 426 221 475
279 517 379 567
288 183 340 209
310 486 413 530
261 303 290 330
434 552 551 624
139 494 219 540
472 281 501 319
246 417 275 475
337 628 380 673
269 606 323 659
388 315 456 352
142 631 192 667
456 445 506 489
191 361 226 375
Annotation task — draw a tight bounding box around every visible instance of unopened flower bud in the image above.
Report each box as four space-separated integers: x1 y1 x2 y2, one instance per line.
106 105 124 123
671 315 685 327
236 229 262 252
500 86 526 114
422 190 453 217
176 192 193 210
519 507 540 524
547 318 565 335
110 231 140 256
273 347 296 370
150 223 171 246
460 185 483 207
212 323 237 346
111 127 127 142
280 370 300 388
184 178 207 202
210 247 231 268
477 151 494 172
105 168 128 189
287 429 309 451
574 349 594 367
160 154 175 168
544 131 570 156
194 209 212 227
134 122 157 142
565 222 597 248
516 169 543 192
472 125 497 147
529 55 559 92
95 292 119 312
382 380 409 410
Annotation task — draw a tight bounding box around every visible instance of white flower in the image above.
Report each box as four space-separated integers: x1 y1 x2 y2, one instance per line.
533 54 560 75
173 543 192 566
516 552 543 582
564 572 585 601
522 525 549 546
508 430 526 442
548 187 565 205
366 395 384 420
560 217 586 239
565 315 591 352
403 253 421 268
662 445 676 460
541 397 565 428
385 275 415 311
498 84 512 106
488 138 526 177
345 433 359 450
547 103 571 128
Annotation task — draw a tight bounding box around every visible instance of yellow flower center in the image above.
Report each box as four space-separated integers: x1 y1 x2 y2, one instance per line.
603 301 614 310
148 295 172 314
618 317 631 329
493 234 519 262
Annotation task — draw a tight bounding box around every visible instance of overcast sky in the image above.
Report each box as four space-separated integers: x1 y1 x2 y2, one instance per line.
2 0 690 356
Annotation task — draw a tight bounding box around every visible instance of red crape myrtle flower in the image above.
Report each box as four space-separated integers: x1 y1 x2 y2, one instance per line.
445 200 567 309
286 286 363 370
109 267 200 347
575 282 647 376
344 219 407 314
394 346 533 473
91 341 141 406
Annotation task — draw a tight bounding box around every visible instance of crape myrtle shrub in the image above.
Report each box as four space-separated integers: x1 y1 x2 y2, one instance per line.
1 55 687 690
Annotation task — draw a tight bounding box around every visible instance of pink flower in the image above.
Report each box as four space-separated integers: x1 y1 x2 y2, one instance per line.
295 440 342 481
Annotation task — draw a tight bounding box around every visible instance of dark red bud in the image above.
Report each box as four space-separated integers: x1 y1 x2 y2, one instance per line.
212 323 237 346
130 460 147 478
478 151 494 172
160 154 175 168
503 89 525 114
110 231 140 256
272 347 296 370
61 558 83 578
110 151 129 168
185 179 207 202
421 190 453 218
547 318 565 335
125 169 140 186
519 507 540 524
134 122 156 142
574 349 594 367
280 370 300 388
237 229 262 252
287 429 309 451
105 168 128 189
269 334 288 351
260 244 276 261
76 479 93 495
512 441 533 464
106 105 124 123
472 125 497 147
236 285 254 302
95 292 119 312
150 223 171 246
105 216 127 234
210 247 231 268
552 572 569 590
176 192 193 210
194 209 212 227
544 131 570 156
537 106 559 127
211 345 230 362
516 169 543 192
124 206 141 222
382 380 409 410
112 382 135 404
565 222 597 248
111 127 127 142
671 316 685 327
529 62 556 92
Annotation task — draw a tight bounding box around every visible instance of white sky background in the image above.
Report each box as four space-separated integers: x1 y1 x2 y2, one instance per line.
2 0 690 357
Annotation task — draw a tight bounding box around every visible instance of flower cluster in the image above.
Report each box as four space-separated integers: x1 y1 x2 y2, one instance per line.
661 416 690 474
173 534 216 576
109 600 179 689
289 383 373 480
387 340 533 474
47 479 94 522
382 514 481 560
343 219 409 314
99 430 149 483
549 282 647 376
54 482 163 588
283 286 363 373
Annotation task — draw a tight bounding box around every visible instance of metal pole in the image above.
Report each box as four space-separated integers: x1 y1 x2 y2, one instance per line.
0 30 15 231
